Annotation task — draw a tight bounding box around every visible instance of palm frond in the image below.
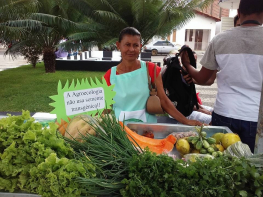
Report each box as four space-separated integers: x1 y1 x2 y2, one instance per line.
31 13 77 30
94 10 128 26
64 0 214 48
0 0 38 21
3 19 42 29
68 32 99 41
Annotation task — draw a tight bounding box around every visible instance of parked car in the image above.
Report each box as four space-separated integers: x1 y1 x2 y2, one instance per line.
143 40 181 56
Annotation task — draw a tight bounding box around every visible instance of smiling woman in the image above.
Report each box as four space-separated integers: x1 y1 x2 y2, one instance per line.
103 27 203 126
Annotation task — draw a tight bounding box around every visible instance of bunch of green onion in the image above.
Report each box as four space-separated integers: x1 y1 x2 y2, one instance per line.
65 112 141 196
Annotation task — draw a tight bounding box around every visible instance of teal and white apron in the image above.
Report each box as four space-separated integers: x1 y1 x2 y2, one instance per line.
110 61 157 123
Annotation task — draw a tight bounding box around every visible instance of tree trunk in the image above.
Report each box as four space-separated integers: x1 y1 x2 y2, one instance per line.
32 62 36 68
43 48 56 73
98 43 103 51
31 57 38 68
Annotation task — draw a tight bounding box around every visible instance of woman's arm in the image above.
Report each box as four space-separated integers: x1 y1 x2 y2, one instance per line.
155 74 203 126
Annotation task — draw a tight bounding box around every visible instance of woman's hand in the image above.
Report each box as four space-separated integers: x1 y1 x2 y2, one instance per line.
186 119 208 126
195 104 212 115
198 108 212 115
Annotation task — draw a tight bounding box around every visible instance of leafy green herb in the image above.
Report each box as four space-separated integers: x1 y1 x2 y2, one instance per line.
67 113 263 197
121 151 263 197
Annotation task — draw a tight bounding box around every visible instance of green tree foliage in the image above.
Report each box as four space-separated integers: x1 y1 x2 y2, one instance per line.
65 0 214 49
17 43 42 68
5 0 83 73
2 0 214 72
0 0 40 43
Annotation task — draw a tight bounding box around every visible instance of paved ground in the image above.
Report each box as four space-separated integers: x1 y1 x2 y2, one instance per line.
0 46 28 71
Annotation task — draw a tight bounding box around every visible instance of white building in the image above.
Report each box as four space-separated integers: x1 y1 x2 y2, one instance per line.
174 13 217 51
166 0 230 51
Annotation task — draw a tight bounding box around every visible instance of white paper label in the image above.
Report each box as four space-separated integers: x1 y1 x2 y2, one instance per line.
64 87 105 116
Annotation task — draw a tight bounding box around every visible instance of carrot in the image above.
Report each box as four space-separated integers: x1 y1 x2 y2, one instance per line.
55 117 71 135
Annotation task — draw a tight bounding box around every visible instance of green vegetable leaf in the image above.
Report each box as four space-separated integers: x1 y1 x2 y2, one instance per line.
239 190 247 197
0 111 92 196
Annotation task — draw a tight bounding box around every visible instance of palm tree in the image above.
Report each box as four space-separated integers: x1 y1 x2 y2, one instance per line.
5 0 83 73
0 0 40 44
65 0 214 48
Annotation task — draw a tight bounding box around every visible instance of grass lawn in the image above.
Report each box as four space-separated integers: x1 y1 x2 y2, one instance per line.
0 62 105 112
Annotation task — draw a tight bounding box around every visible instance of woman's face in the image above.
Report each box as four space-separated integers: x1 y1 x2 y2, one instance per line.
116 34 142 61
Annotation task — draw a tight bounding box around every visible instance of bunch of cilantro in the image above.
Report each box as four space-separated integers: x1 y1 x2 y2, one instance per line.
0 110 95 197
121 151 263 197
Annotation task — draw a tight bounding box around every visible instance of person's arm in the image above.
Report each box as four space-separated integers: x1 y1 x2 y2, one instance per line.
192 70 217 86
181 63 217 86
203 70 217 85
181 51 215 84
182 39 218 84
155 74 203 126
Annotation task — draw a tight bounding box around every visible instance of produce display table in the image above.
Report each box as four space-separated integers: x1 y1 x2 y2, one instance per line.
157 116 179 124
0 192 41 197
127 123 233 158
128 122 232 138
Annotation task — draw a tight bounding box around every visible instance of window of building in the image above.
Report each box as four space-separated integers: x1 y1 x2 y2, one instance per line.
189 29 193 42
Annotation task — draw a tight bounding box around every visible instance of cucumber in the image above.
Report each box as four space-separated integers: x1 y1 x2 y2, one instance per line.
187 136 195 143
201 131 207 137
203 140 210 149
191 137 199 145
207 137 216 144
207 147 214 153
195 141 203 150
200 148 207 154
212 152 218 157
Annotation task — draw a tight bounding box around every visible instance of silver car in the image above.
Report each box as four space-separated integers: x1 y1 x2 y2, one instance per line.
143 40 181 56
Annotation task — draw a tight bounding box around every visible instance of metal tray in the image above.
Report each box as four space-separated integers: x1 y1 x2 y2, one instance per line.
127 123 233 159
0 192 41 197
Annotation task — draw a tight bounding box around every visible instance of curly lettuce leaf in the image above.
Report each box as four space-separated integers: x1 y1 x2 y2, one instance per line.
0 111 92 196
27 153 92 197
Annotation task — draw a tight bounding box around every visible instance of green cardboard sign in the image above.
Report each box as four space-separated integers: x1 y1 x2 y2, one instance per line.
49 77 115 123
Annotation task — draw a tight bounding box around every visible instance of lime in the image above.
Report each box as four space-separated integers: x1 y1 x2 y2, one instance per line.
221 133 241 149
176 139 190 155
212 133 225 144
